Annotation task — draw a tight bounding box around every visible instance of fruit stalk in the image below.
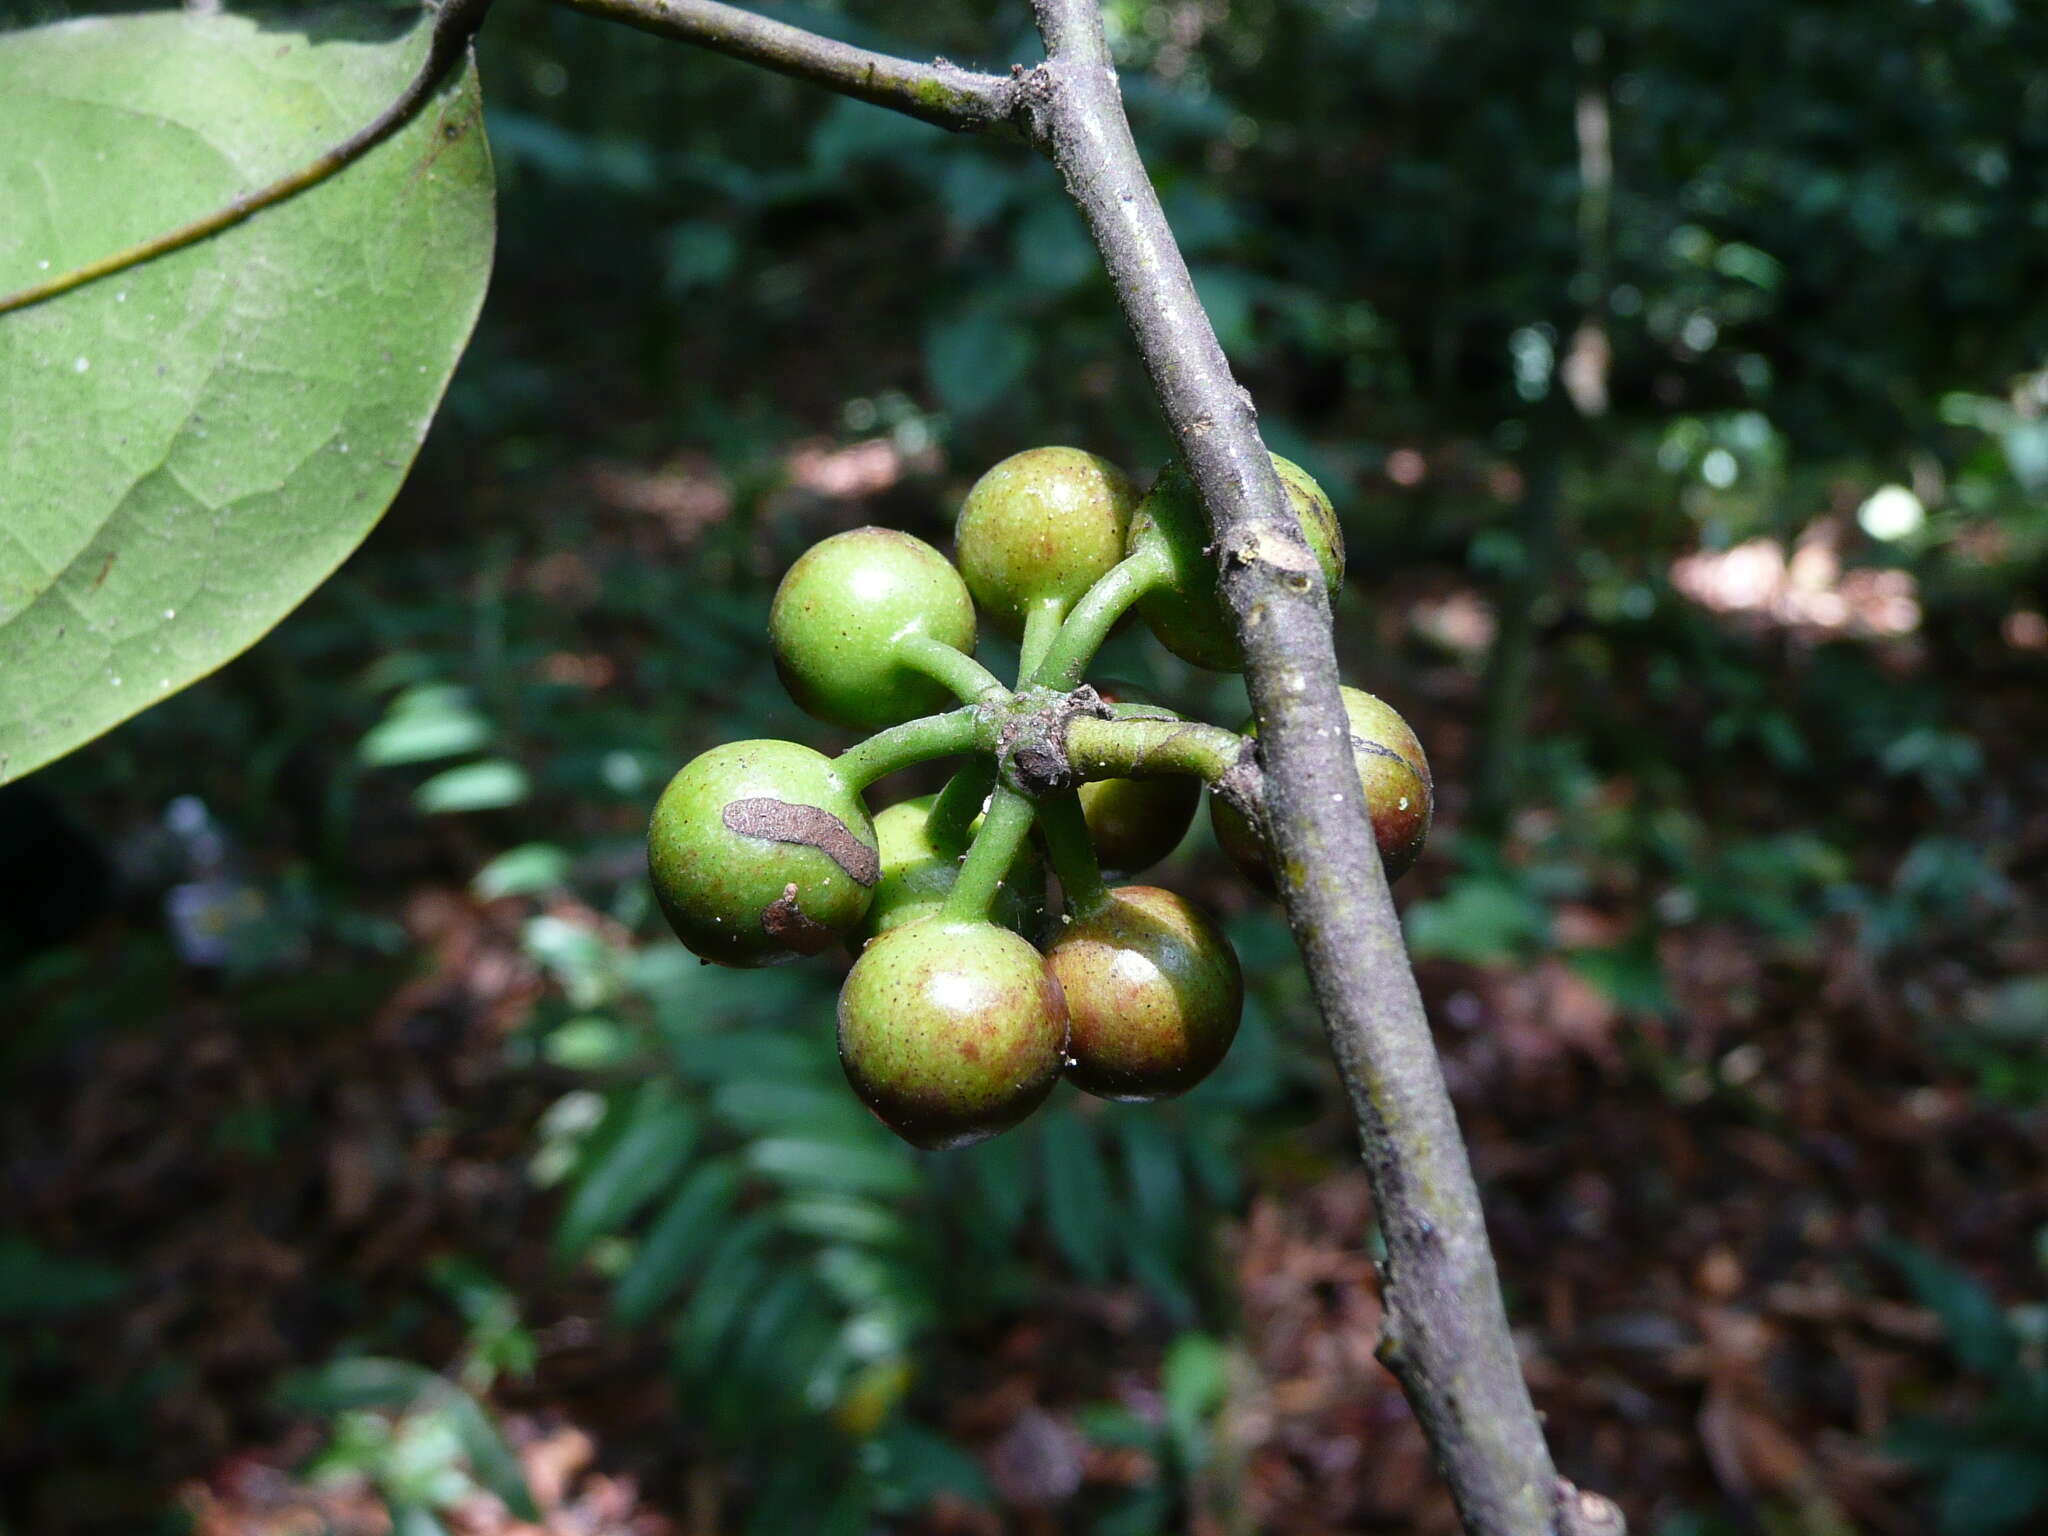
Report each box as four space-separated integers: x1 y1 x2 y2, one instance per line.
1016 597 1069 683
832 709 980 791
1030 544 1168 689
938 785 1037 924
896 634 1009 706
1023 3 1605 1531
924 761 995 855
1033 790 1108 918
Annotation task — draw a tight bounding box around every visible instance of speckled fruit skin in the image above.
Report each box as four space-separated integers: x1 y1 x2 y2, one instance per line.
1126 453 1344 671
648 739 878 967
1078 681 1203 878
1212 687 1432 890
837 919 1069 1149
769 527 978 730
860 794 1042 942
1047 885 1243 1102
954 447 1138 634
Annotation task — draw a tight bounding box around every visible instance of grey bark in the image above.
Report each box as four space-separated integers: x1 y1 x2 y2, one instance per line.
550 1 1622 1531
1018 6 1584 1532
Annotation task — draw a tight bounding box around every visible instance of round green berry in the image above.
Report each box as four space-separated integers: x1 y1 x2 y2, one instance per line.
1075 681 1200 878
770 527 978 730
1212 687 1432 889
837 918 1068 1149
861 794 1042 942
1126 453 1344 671
648 739 879 967
954 447 1138 634
1046 885 1242 1102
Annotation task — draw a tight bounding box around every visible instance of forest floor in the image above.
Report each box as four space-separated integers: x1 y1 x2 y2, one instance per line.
6 443 2047 1536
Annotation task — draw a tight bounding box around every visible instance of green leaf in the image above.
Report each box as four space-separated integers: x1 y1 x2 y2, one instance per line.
963 1124 1034 1247
1041 1112 1116 1282
360 710 491 767
777 1195 914 1250
612 1159 742 1326
542 1015 639 1072
389 1506 451 1536
0 9 495 784
1090 1484 1173 1536
662 220 738 299
1180 1110 1242 1207
472 843 572 900
413 760 529 814
672 1214 776 1375
746 1137 921 1199
711 1080 876 1139
1887 1242 2022 1381
1403 876 1549 965
1118 1113 1193 1316
925 303 1033 421
1015 199 1096 293
435 1380 540 1521
555 1090 698 1261
0 1237 125 1318
1937 1447 2048 1536
281 1354 534 1519
358 686 492 767
718 1270 822 1428
1568 940 1672 1015
1190 265 1256 353
1118 1113 1189 1249
278 1355 441 1415
743 1444 866 1536
1161 1332 1228 1469
871 1420 991 1513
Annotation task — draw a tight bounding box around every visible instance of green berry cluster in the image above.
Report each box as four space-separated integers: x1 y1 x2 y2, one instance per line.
647 447 1432 1149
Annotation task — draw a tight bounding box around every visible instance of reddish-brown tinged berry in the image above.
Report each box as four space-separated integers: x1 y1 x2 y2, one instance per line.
1126 452 1343 671
648 739 879 967
1047 885 1242 1102
954 447 1138 633
1077 681 1202 877
837 918 1068 1149
1212 687 1432 888
1076 774 1201 879
769 527 977 730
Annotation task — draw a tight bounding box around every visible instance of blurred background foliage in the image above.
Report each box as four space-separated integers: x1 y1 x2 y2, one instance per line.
4 0 2048 1533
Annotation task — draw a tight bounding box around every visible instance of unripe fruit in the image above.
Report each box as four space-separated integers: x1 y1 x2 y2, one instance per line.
837 918 1068 1149
954 447 1138 634
1126 453 1343 671
862 794 1042 941
770 527 978 730
1211 687 1431 889
1047 885 1242 1102
648 740 879 967
1075 682 1200 878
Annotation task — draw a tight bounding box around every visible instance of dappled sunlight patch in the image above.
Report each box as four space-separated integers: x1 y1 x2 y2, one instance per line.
2004 610 2048 651
1406 589 1497 660
537 651 618 691
179 1414 675 1536
1670 521 1919 640
587 455 732 541
1384 446 1428 487
784 436 907 499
